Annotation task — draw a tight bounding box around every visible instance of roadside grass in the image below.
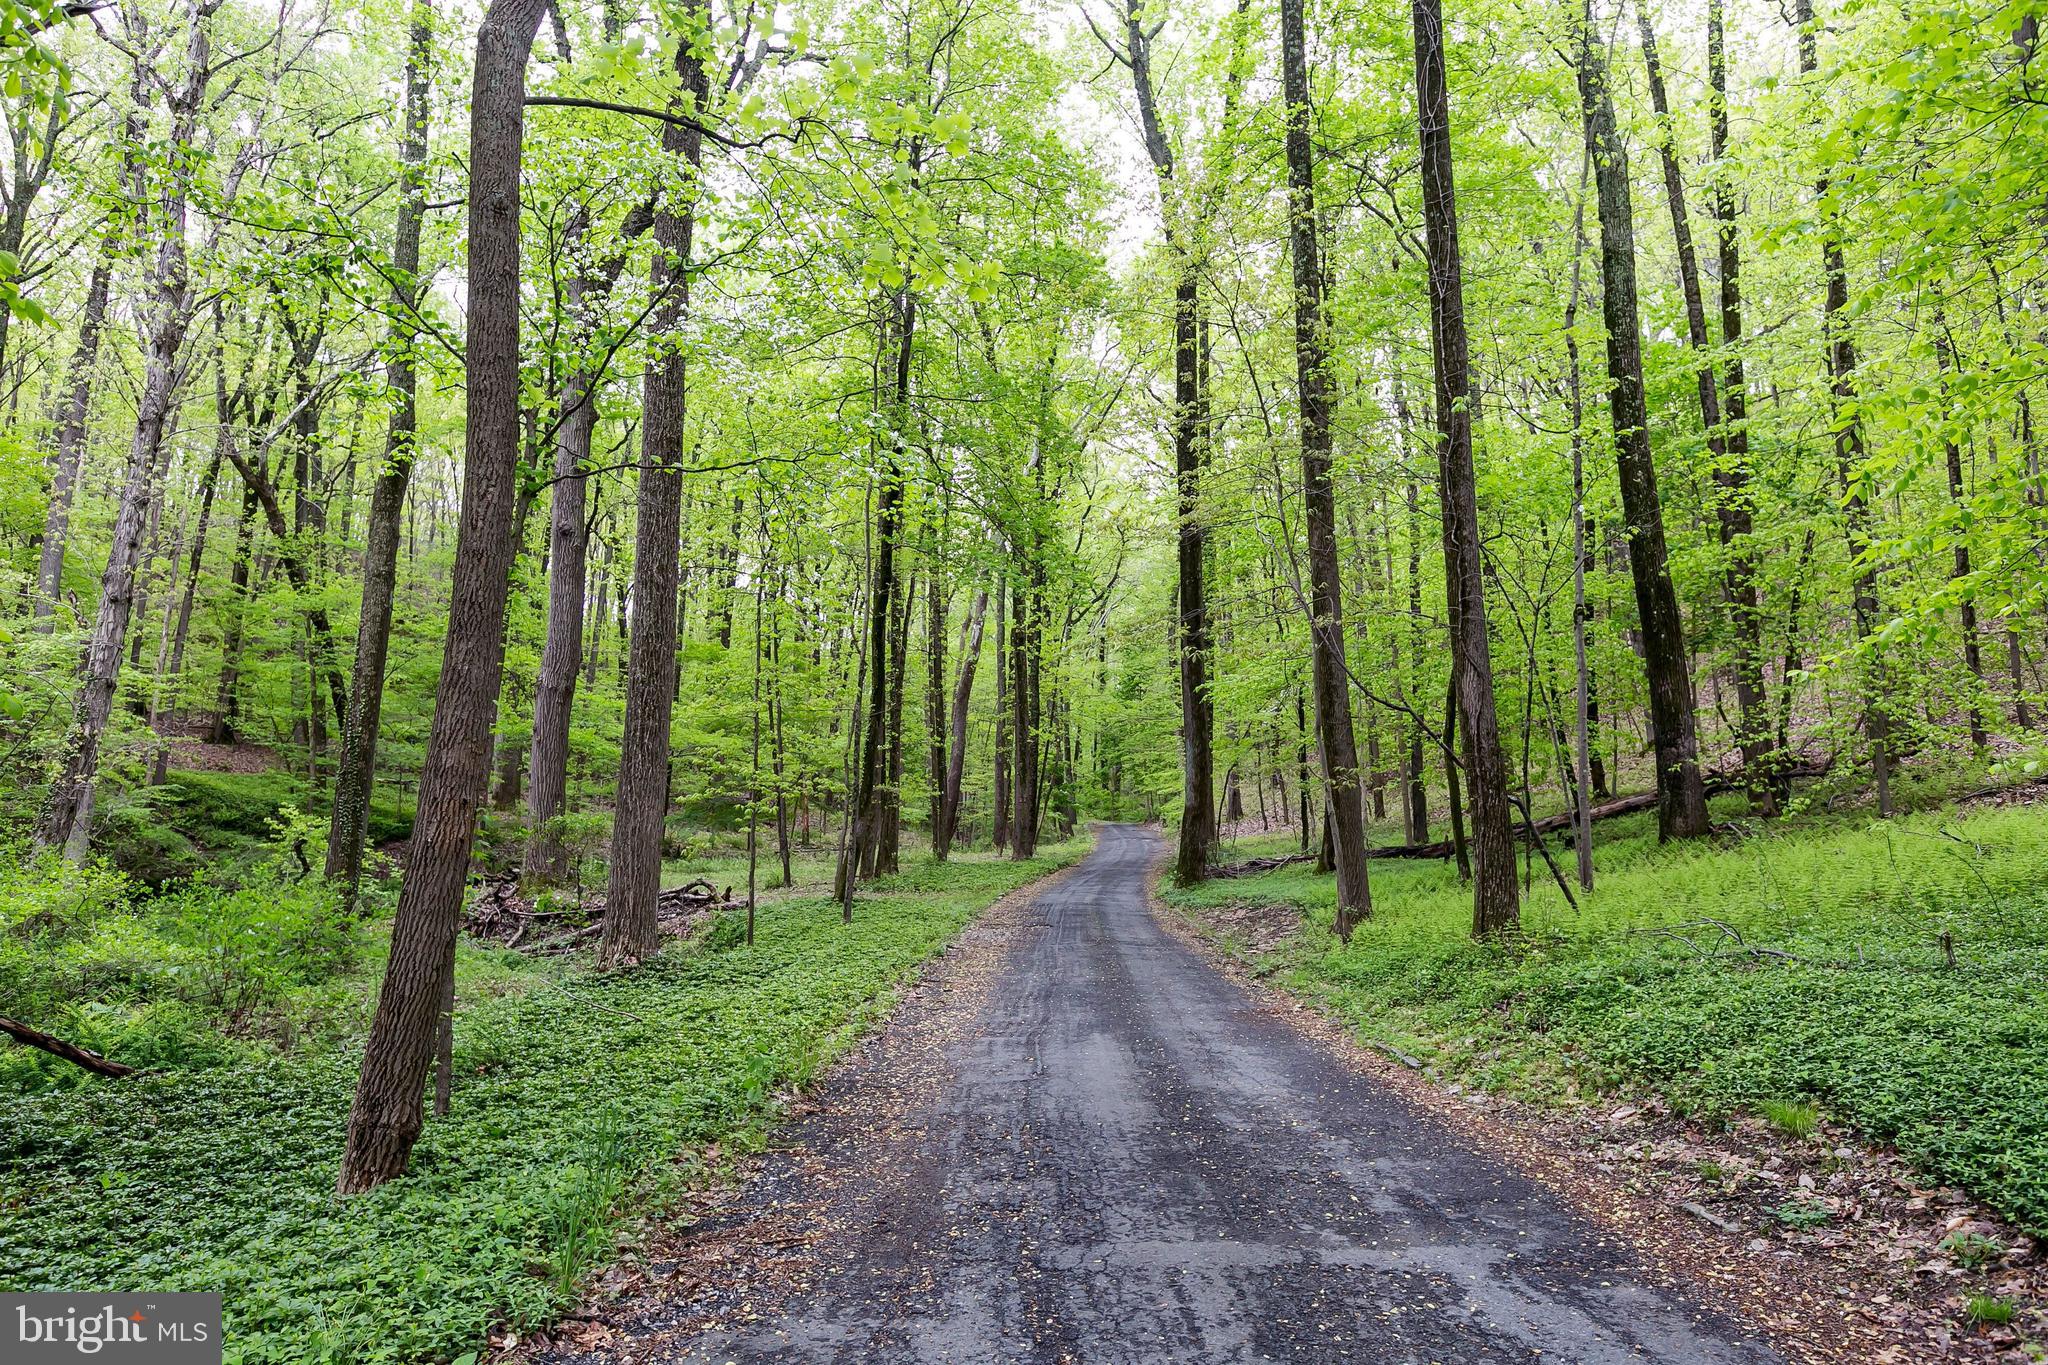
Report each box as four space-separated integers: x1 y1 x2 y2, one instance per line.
0 838 1088 1365
1165 801 2048 1235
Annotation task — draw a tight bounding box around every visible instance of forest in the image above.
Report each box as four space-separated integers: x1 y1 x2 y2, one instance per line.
0 0 2044 1358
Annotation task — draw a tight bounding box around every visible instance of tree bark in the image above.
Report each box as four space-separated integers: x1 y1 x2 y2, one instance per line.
1281 0 1371 934
1575 18 1712 841
1702 0 1771 810
328 0 433 905
0 1016 137 1077
337 0 550 1195
32 256 111 627
1792 0 1890 815
209 484 258 743
935 588 986 856
601 13 708 968
925 556 949 859
34 10 212 855
150 427 224 785
1010 553 1041 859
839 282 916 898
1414 0 1518 934
992 581 1011 850
1114 0 1216 884
1402 470 1429 844
1937 322 1991 747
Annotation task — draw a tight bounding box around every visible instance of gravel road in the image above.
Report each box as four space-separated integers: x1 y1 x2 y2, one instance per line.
546 823 1781 1364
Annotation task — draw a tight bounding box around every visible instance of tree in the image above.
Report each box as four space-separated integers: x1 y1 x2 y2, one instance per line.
1574 12 1710 842
1411 0 1517 934
337 0 551 1194
1279 0 1370 935
602 5 710 969
35 0 220 856
327 0 433 907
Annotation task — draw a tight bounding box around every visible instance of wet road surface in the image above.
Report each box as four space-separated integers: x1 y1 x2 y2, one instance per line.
557 823 1779 1364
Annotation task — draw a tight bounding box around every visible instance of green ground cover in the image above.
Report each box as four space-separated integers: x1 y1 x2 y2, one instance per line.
1168 801 2048 1235
0 831 1087 1364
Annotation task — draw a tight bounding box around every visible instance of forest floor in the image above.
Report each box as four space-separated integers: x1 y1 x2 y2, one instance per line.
523 824 1802 1365
0 829 1089 1365
1167 797 2048 1361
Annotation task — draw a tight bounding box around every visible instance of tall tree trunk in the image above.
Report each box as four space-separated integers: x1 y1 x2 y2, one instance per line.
1442 653 1471 879
1402 471 1429 844
35 11 212 855
522 361 599 881
1792 0 1891 814
1703 0 1771 809
1576 18 1712 840
1937 322 1991 747
210 484 258 743
992 582 1010 851
336 0 550 1195
327 0 433 904
1567 200 1597 892
1295 687 1313 851
1170 269 1216 883
1414 0 1517 934
1010 557 1041 859
935 588 986 857
839 282 916 899
601 15 707 967
1281 0 1371 935
925 556 948 859
33 257 112 628
1115 0 1216 884
150 430 225 785
870 572 913 877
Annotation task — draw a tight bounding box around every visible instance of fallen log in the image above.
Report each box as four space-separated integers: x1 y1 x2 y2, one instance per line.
0 1015 137 1077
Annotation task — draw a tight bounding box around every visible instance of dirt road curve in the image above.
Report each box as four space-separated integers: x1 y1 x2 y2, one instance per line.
545 824 1780 1364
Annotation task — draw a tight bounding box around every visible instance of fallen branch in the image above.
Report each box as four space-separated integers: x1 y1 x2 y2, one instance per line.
0 1016 137 1077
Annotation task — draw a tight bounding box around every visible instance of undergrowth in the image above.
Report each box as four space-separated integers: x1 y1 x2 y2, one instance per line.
0 838 1087 1364
1168 802 2048 1235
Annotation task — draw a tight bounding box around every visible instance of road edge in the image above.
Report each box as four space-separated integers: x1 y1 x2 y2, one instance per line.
511 837 1101 1363
1140 857 1896 1365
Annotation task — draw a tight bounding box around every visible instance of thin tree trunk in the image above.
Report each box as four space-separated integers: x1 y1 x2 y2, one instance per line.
1937 322 1991 748
1281 0 1370 935
1792 0 1890 815
35 11 212 855
992 582 1011 851
336 0 551 1195
840 281 916 897
925 553 948 859
1703 0 1771 809
150 436 223 785
1567 207 1597 892
1295 687 1313 852
1576 17 1712 841
601 15 707 968
210 484 258 743
1414 0 1517 934
327 0 432 904
1009 535 1044 861
1403 472 1429 843
33 257 112 627
936 588 986 856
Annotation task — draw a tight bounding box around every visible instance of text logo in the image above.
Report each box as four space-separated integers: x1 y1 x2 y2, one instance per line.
1 1295 221 1364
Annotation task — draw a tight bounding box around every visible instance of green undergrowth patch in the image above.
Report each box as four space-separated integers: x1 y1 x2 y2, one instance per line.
0 838 1087 1364
1168 803 2048 1234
